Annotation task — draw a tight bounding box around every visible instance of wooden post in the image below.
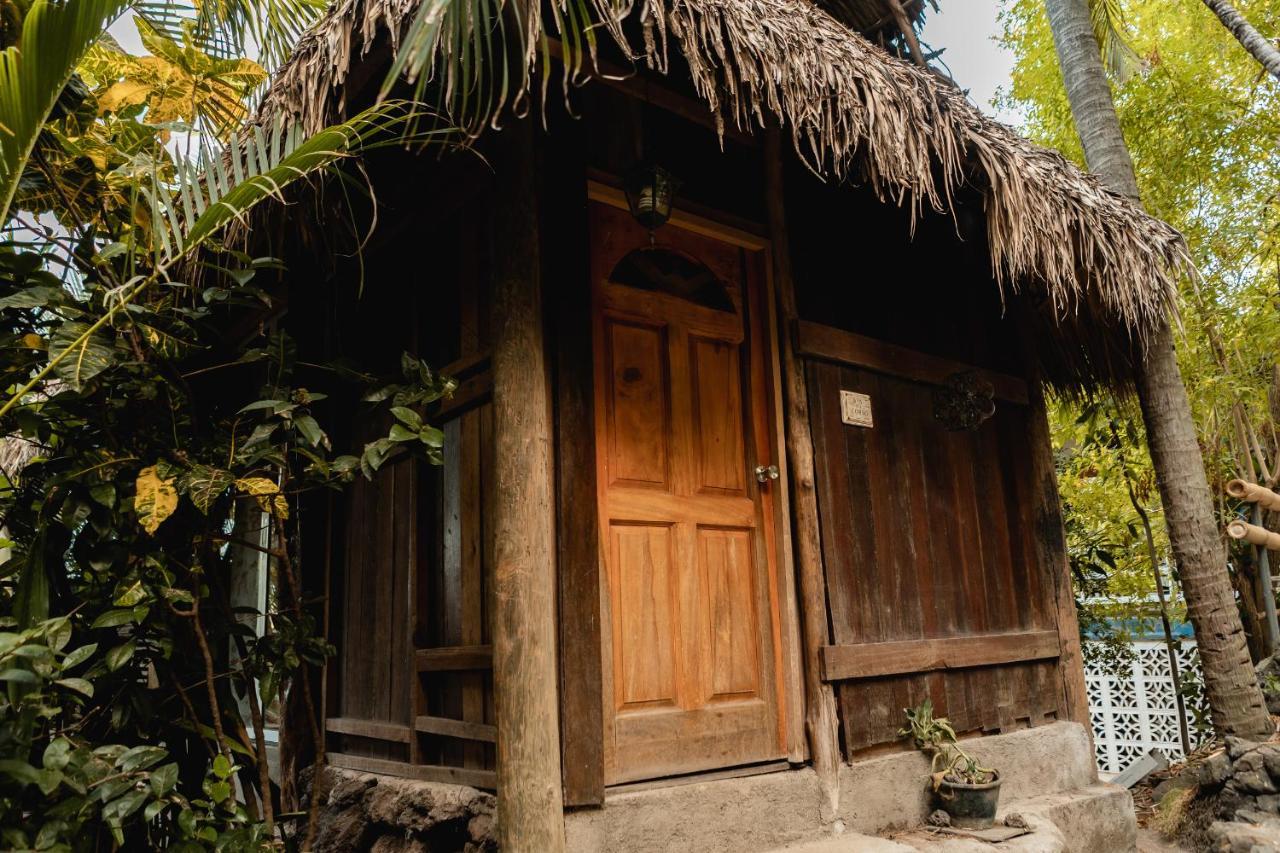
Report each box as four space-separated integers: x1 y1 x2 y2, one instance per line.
886 0 928 67
763 129 842 819
488 118 567 852
1016 310 1092 753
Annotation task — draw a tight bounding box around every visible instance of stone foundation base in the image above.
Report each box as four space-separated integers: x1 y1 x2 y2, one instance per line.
307 767 496 853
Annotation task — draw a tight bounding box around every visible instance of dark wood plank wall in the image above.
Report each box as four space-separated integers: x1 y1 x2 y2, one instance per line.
804 345 1063 755
325 189 499 789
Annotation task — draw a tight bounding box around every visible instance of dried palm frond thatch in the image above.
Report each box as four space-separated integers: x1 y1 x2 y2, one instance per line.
254 0 1191 392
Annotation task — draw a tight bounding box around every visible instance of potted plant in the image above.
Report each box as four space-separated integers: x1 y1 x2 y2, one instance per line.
900 700 1001 829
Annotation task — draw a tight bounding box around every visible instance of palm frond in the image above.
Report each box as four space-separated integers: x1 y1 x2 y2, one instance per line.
1089 0 1144 80
135 0 328 70
383 0 600 137
148 100 439 259
0 0 133 224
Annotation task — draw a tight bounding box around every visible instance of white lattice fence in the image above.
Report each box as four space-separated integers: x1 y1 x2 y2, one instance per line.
1085 640 1208 774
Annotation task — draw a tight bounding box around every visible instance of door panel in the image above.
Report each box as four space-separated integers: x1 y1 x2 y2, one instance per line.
590 200 785 784
604 319 670 490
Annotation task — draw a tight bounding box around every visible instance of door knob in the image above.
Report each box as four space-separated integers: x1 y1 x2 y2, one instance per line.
755 464 779 484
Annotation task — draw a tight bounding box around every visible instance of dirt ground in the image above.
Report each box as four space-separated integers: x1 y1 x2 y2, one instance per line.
1137 827 1192 852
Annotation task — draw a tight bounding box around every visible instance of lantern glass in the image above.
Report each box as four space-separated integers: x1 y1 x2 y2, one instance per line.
624 164 678 230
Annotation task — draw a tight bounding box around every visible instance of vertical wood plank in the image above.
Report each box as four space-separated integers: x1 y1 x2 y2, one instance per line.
546 112 605 807
763 129 841 812
488 119 567 852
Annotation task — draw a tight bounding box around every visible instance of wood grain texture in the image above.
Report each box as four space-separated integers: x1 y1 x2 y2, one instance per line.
488 119 566 852
795 320 1029 404
804 336 1068 753
819 631 1060 681
590 199 786 785
548 127 606 806
763 130 841 815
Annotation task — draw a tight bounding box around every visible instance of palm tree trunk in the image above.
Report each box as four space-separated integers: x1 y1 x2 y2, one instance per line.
1200 0 1280 82
1045 0 1274 739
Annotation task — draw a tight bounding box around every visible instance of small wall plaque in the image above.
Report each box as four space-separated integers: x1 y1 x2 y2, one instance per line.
840 390 873 428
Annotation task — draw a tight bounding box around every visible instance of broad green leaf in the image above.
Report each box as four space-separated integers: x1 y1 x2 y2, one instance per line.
48 321 115 390
105 640 135 671
150 762 178 796
91 609 136 629
54 677 93 697
390 406 422 430
61 642 98 669
177 465 234 514
119 745 166 772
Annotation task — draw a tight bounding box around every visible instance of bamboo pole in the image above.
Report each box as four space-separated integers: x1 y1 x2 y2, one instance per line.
1225 479 1280 654
1227 478 1280 511
763 128 842 821
488 118 567 853
1227 519 1280 552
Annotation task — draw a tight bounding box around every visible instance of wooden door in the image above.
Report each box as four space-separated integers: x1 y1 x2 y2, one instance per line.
590 199 787 784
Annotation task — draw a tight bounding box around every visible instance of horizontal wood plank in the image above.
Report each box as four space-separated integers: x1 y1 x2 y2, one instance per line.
819 631 1060 682
414 714 498 743
415 644 493 672
325 717 411 743
794 321 1029 405
327 751 497 790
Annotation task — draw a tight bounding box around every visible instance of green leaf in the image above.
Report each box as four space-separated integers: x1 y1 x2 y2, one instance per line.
177 465 234 514
293 413 326 447
211 753 231 780
61 642 97 669
91 609 136 629
102 789 148 821
420 426 445 448
119 745 166 772
43 737 74 770
0 285 62 310
0 668 39 683
387 424 418 442
390 406 422 430
105 640 135 672
0 759 41 787
150 762 178 797
54 676 93 696
48 321 115 390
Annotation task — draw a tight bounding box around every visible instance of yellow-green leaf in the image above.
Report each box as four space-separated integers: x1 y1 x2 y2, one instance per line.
135 465 177 535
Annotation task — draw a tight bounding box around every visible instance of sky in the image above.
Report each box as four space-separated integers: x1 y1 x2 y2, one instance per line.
920 1 1024 126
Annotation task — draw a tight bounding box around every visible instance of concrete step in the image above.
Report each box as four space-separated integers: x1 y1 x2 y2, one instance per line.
774 783 1135 853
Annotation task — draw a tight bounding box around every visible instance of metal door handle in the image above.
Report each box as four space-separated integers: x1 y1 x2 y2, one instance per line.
755 464 779 484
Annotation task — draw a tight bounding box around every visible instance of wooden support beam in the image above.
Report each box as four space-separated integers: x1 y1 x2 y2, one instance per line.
546 111 606 807
328 752 497 790
488 118 567 852
415 645 493 672
415 715 498 743
818 631 1060 682
1016 309 1092 744
325 717 411 743
762 129 841 820
794 321 1030 405
885 0 928 67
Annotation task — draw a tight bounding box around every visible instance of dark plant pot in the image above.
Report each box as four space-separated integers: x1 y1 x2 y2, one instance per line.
936 772 1001 829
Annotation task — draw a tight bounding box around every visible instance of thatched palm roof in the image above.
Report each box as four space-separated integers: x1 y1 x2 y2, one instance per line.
255 0 1190 391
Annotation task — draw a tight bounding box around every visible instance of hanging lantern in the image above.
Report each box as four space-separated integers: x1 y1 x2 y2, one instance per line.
623 163 679 231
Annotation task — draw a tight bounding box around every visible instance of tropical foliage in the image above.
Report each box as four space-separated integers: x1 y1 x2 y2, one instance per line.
0 3 455 849
998 0 1280 654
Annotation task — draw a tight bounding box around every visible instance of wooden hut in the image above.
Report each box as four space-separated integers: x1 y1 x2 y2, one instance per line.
253 0 1189 849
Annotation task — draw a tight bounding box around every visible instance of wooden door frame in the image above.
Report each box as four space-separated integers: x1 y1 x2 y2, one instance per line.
580 180 807 779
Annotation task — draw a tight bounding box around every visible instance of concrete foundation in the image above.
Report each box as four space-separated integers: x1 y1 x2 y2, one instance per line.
564 722 1136 853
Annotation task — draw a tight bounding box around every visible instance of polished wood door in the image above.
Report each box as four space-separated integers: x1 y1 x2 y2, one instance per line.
590 200 786 784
